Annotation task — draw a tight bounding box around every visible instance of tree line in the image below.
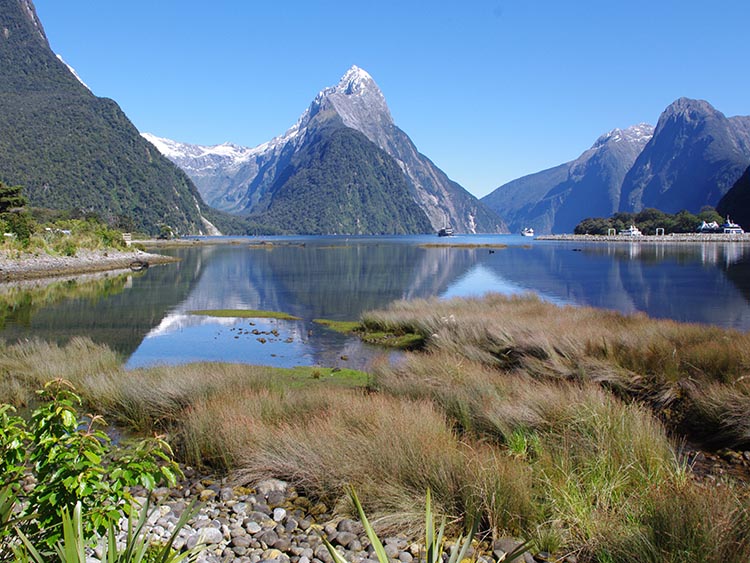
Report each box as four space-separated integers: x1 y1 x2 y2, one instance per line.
574 207 725 235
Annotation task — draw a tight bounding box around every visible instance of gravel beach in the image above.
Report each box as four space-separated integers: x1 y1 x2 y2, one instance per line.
0 248 178 281
111 474 531 563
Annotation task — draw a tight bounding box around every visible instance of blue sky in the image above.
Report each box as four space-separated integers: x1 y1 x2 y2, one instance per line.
34 0 750 198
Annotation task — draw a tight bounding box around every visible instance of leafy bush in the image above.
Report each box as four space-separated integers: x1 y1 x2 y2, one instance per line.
0 380 182 556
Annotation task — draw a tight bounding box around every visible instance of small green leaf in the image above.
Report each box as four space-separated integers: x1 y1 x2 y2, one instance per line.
140 473 156 490
82 450 101 465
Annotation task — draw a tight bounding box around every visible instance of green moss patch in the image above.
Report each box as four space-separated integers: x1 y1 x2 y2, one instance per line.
312 319 361 334
188 309 301 320
314 318 425 350
359 331 425 350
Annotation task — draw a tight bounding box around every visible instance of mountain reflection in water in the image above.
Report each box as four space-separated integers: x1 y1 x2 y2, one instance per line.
1 236 749 369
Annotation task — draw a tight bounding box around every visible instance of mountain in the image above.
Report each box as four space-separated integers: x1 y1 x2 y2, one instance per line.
717 165 750 230
481 124 654 234
146 66 505 234
257 126 433 234
140 134 257 214
0 0 217 235
620 98 750 213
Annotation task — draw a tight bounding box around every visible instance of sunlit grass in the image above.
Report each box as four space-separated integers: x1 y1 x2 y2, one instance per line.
312 319 360 333
314 317 425 349
2 290 750 562
362 293 750 449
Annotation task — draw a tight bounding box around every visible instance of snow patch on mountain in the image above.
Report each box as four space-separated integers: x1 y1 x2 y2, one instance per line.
142 133 256 170
143 65 504 233
56 54 90 91
594 123 654 148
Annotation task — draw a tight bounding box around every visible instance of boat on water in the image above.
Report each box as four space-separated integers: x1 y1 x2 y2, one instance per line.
721 216 745 234
437 227 454 237
521 227 534 237
619 224 642 236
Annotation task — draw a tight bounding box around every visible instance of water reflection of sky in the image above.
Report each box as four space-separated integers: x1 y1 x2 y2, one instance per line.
127 314 387 371
440 263 575 307
126 317 310 369
4 236 750 370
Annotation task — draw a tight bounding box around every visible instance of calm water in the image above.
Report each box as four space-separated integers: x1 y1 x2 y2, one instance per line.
2 235 750 369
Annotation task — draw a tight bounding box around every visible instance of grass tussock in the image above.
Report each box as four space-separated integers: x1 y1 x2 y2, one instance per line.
362 293 750 448
1 319 749 561
373 351 689 551
315 317 426 349
602 482 750 563
0 337 121 405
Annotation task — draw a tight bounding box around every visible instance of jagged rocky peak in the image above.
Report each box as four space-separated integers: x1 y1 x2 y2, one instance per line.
304 65 392 131
336 65 378 96
140 133 258 186
660 97 723 124
593 123 654 148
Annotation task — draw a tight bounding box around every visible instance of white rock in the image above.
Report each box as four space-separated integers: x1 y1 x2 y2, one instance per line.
273 507 287 522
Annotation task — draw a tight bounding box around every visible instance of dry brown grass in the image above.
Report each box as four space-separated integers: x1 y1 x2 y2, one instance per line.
362 293 750 448
181 386 535 536
1 327 748 561
0 337 121 405
602 482 750 563
372 350 687 551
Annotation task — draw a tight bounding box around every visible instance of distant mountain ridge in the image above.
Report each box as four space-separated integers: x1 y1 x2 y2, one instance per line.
0 0 218 235
482 98 750 234
146 66 506 234
482 124 654 234
620 98 750 213
717 165 750 230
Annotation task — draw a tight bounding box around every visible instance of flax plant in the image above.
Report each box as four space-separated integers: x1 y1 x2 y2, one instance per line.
16 499 202 563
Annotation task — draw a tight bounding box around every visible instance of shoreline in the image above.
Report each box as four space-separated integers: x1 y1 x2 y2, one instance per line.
0 248 179 282
537 233 750 243
136 237 254 248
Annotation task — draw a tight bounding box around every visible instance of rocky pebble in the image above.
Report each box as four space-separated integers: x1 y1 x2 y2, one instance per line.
90 474 545 563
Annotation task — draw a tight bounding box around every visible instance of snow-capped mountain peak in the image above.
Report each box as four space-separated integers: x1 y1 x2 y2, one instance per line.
144 65 504 233
594 123 654 148
301 65 392 132
336 65 375 95
142 133 255 167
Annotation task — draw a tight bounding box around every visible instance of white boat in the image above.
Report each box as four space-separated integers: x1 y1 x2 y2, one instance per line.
437 227 454 237
721 216 744 234
521 227 534 237
619 224 642 236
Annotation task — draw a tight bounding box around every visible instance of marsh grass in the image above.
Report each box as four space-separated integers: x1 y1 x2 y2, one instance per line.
312 319 361 333
362 293 750 448
372 350 688 550
1 315 749 561
0 338 121 405
602 482 750 563
314 317 426 349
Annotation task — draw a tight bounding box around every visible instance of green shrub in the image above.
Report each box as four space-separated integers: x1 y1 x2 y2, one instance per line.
0 380 182 554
